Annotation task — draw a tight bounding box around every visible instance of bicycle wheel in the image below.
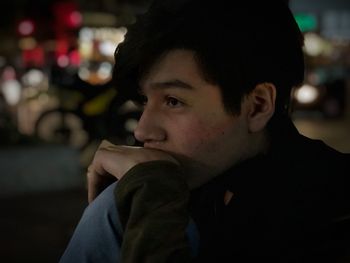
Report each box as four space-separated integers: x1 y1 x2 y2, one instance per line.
35 109 89 149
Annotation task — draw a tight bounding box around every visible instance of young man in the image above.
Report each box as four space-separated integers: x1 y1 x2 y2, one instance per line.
60 0 350 262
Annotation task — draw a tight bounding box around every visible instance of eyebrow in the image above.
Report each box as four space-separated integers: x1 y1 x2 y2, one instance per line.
139 79 195 94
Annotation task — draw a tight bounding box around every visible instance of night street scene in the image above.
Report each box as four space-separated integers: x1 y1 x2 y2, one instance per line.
0 0 349 262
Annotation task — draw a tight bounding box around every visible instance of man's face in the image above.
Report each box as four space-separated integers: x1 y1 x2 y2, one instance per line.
134 49 251 186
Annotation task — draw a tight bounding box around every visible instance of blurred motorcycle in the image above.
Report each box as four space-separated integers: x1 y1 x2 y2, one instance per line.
34 72 142 150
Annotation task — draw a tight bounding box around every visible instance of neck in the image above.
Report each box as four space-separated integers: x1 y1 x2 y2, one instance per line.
240 129 270 163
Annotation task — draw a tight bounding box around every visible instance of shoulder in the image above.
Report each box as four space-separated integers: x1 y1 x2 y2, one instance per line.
291 133 348 171
291 134 350 217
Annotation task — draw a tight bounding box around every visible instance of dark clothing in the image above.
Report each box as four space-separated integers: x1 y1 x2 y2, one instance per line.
190 117 350 262
115 117 350 262
115 161 192 263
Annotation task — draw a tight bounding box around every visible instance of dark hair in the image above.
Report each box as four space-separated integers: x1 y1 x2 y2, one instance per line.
113 0 304 116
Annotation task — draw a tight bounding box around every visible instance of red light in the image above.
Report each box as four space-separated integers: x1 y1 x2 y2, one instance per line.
18 20 35 36
69 49 80 66
55 39 69 57
57 55 69 68
68 11 82 28
53 2 82 29
22 46 45 67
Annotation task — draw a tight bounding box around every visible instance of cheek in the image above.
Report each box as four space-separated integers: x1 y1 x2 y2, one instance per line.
170 117 237 157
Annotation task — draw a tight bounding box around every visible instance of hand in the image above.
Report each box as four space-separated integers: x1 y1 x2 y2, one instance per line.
87 140 179 203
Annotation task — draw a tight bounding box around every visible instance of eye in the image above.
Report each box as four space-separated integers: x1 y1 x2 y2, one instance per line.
165 96 184 108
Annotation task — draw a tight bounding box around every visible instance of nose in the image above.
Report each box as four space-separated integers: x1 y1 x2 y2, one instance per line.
134 106 166 144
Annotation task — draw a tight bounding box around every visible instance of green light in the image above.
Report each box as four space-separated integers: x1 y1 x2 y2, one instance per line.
294 14 317 32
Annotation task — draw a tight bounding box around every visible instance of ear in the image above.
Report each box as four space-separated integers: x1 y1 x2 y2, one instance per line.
245 83 276 133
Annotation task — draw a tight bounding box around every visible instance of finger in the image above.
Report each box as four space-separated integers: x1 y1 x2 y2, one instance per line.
87 165 100 203
87 161 111 203
87 170 117 203
87 150 120 203
99 140 142 153
99 139 116 150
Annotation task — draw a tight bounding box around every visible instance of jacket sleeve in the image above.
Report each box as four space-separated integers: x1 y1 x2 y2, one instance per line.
114 160 192 263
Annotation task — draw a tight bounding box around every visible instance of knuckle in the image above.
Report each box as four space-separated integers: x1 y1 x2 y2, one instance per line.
87 168 92 178
100 139 113 149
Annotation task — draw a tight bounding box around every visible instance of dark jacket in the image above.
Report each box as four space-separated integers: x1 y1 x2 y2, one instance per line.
191 117 350 262
115 117 350 262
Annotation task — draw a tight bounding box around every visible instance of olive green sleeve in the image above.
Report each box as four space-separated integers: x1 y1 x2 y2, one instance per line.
114 160 192 263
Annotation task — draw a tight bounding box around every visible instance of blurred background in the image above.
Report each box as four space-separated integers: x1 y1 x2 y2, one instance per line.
0 0 349 262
